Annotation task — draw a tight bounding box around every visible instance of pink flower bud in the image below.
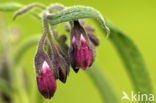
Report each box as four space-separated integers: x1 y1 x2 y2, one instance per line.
37 61 56 99
72 35 93 70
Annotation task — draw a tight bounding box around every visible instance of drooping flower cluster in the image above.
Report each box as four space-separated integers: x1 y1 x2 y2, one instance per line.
34 20 99 99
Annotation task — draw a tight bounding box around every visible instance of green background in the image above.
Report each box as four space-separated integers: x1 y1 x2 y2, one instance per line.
0 0 156 103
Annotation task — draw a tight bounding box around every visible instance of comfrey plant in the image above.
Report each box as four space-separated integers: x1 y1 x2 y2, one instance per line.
0 2 154 103
12 3 109 99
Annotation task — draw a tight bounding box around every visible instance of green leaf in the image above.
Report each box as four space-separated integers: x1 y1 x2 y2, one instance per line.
47 6 110 37
95 20 153 102
87 65 120 103
0 2 23 12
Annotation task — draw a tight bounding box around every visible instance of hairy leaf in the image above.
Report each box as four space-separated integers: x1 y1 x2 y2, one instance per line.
96 20 153 103
47 6 110 37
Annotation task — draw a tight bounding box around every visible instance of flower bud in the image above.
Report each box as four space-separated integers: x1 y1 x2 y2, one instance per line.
64 23 71 32
88 33 99 46
56 35 69 54
48 33 70 83
85 26 95 33
51 45 69 83
34 34 56 99
70 21 95 71
79 20 86 25
76 20 99 46
37 61 56 99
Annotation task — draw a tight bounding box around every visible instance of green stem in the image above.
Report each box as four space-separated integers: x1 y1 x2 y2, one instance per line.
42 11 58 53
87 65 120 103
13 3 46 20
47 4 64 13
